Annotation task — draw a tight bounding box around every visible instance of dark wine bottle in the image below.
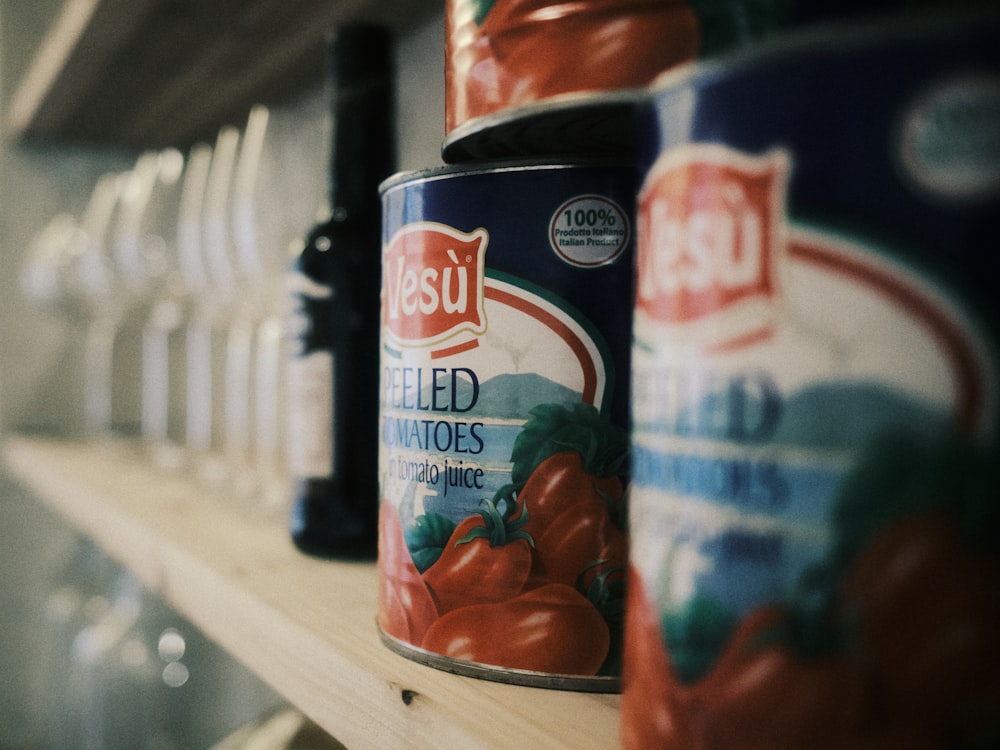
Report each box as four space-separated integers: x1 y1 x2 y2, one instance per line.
287 23 395 558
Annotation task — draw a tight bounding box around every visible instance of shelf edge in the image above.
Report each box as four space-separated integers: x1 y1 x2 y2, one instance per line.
1 435 621 750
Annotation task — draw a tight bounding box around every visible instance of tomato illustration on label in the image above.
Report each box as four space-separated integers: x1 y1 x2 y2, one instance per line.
627 335 1000 744
422 496 533 614
381 401 629 677
507 403 630 647
841 507 1000 735
514 450 624 537
691 605 866 748
422 583 611 675
535 497 627 589
621 568 689 749
377 501 439 644
506 404 629 594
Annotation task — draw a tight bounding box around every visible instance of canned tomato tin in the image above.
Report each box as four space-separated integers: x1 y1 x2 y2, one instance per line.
442 0 698 161
377 161 635 691
625 8 999 747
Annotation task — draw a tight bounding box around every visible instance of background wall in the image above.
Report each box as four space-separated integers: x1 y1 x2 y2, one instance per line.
0 3 446 435
0 6 445 747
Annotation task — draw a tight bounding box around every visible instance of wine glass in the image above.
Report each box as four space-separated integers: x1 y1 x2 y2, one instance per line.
60 172 127 442
19 212 88 435
20 213 79 310
196 125 252 495
229 105 276 512
230 100 327 515
111 147 187 468
175 142 215 475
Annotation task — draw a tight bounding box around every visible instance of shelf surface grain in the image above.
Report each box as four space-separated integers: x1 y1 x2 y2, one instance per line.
2 435 620 749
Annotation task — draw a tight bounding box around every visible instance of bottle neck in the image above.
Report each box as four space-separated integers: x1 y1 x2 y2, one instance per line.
326 25 395 225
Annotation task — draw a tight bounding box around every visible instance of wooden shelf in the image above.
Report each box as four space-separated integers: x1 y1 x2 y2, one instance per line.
1 435 620 749
4 0 436 148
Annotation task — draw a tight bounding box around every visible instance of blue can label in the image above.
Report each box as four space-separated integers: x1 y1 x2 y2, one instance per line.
377 164 635 689
625 13 1000 747
632 143 996 608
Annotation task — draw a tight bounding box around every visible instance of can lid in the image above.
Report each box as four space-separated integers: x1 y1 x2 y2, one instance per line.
441 88 648 164
379 156 637 196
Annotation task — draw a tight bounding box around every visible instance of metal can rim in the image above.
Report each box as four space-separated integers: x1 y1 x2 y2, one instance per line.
650 3 1000 96
378 625 621 693
379 158 636 197
441 88 648 164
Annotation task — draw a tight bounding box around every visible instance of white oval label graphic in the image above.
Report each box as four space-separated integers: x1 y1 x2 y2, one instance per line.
549 194 630 267
898 73 1000 202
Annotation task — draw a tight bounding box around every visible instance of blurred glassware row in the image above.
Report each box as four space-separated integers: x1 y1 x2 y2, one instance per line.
20 98 329 517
